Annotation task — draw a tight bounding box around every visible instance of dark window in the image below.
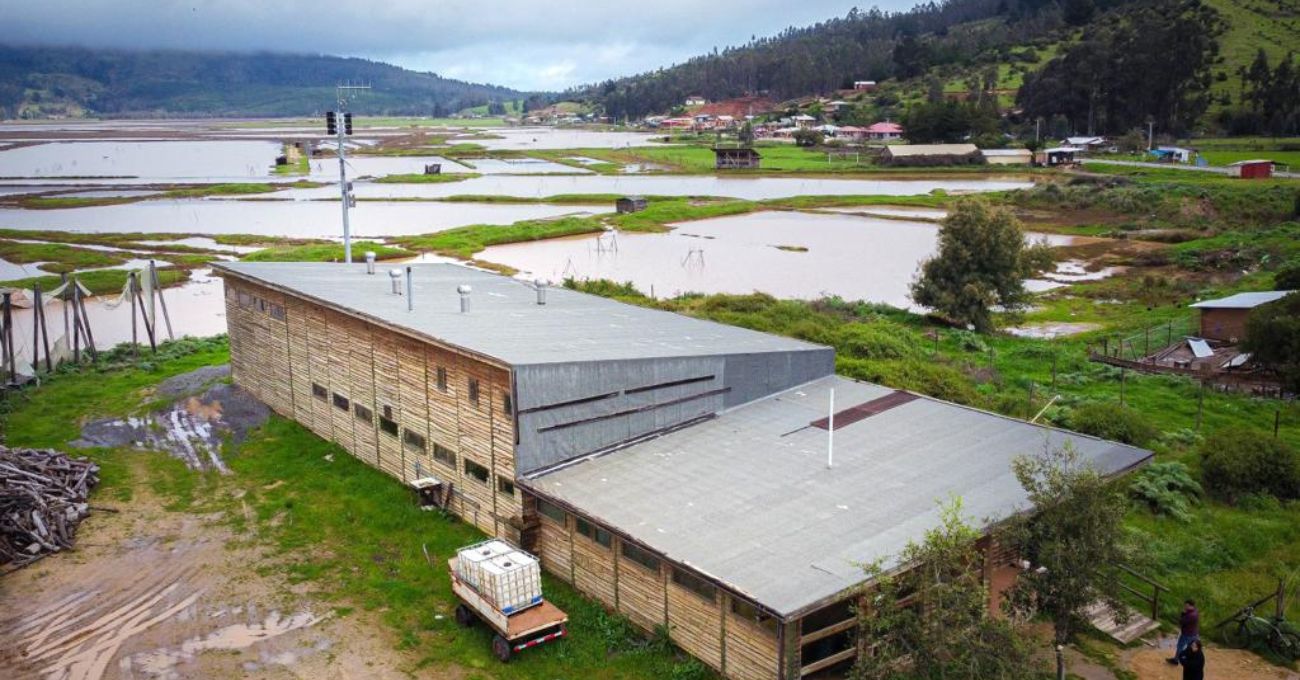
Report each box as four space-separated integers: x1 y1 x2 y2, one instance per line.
436 366 447 392
673 568 716 601
332 393 349 411
312 383 328 401
575 517 612 549
502 393 513 415
238 291 253 308
383 405 394 420
621 541 660 572
497 477 515 497
731 598 777 633
379 413 398 437
464 459 489 484
468 378 480 406
403 429 426 452
433 443 455 466
257 298 267 313
537 499 567 525
269 303 286 321
354 403 373 423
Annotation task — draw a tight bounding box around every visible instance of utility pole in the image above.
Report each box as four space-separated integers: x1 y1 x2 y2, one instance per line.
328 83 370 263
1147 118 1154 152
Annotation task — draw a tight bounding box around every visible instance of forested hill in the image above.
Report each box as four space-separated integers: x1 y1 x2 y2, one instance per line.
0 46 526 118
581 0 1136 119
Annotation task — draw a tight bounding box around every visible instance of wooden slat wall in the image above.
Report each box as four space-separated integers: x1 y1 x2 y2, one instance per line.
372 331 404 480
347 318 379 466
457 356 497 535
305 304 333 440
398 337 432 481
285 296 314 427
723 598 780 680
223 281 291 417
327 311 356 455
223 284 249 391
261 288 293 416
491 377 520 537
537 512 573 583
616 548 667 632
426 346 460 482
667 576 725 671
573 533 617 609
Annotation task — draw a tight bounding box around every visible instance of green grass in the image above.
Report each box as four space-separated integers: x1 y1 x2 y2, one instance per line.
241 241 412 263
16 195 143 209
0 267 191 296
394 216 607 265
374 172 480 184
273 147 311 176
1198 150 1300 168
0 239 126 273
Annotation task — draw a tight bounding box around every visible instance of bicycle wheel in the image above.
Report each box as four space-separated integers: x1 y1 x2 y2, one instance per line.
1221 619 1249 647
1271 629 1300 660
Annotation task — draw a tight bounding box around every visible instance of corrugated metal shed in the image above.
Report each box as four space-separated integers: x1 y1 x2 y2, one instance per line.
883 143 979 157
526 375 1151 618
1190 290 1293 309
214 262 826 366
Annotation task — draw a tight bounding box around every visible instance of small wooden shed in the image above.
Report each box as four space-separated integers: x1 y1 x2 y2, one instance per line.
615 196 648 214
1228 160 1274 179
713 147 762 170
1191 290 1293 342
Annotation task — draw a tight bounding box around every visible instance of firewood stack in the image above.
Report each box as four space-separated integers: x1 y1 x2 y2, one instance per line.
0 446 100 571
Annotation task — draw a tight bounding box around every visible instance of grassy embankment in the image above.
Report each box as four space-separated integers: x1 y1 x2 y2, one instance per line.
0 337 714 679
12 182 316 210
272 143 311 176
374 172 481 184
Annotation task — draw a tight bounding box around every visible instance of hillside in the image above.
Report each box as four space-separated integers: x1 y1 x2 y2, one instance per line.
0 46 527 118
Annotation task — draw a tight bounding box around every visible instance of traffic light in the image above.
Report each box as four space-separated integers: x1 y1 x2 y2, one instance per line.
325 111 337 135
344 112 353 135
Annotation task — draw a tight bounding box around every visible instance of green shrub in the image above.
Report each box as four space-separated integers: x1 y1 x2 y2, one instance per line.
952 330 989 353
835 323 922 360
1199 428 1300 503
1067 402 1158 446
1275 263 1300 291
1130 461 1202 521
837 357 979 405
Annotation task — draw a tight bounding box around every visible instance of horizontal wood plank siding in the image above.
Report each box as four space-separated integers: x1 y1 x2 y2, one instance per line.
537 513 573 584
724 598 780 680
572 532 617 609
616 545 667 632
667 576 724 671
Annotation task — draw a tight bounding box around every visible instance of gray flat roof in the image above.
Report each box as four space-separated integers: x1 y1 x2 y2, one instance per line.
527 375 1151 618
1191 290 1293 309
214 261 825 366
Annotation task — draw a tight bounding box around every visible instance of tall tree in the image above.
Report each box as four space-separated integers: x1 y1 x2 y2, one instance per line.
1002 442 1133 644
1242 292 1300 392
910 198 1052 331
851 500 1039 680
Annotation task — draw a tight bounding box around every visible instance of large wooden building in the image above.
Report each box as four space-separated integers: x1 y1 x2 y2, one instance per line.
216 261 1150 679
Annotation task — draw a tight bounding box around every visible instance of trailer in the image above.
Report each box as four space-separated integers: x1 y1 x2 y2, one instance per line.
449 544 568 662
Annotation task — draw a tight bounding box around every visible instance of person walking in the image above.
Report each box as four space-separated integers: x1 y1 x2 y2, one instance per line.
1178 639 1206 680
1168 599 1200 664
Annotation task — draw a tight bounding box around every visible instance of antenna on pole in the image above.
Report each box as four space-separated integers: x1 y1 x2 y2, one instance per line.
329 82 371 264
826 387 835 469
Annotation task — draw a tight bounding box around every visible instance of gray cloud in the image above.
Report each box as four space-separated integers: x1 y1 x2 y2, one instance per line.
3 0 919 89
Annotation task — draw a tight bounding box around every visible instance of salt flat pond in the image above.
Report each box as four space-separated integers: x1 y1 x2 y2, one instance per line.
0 141 281 180
480 210 1077 308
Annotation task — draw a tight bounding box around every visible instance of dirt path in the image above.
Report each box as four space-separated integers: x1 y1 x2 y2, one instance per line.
0 458 455 680
1125 644 1300 680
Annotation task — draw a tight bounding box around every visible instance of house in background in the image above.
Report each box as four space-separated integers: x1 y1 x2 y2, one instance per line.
684 95 707 107
1191 291 1293 342
1041 146 1080 166
864 121 903 141
1228 159 1275 179
1063 136 1109 152
1151 146 1195 164
881 143 981 166
981 148 1033 165
792 114 816 129
713 146 762 169
853 80 877 91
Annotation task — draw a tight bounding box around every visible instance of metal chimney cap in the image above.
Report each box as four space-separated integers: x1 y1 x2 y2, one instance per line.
389 269 402 279
533 278 546 288
457 284 472 294
364 251 376 261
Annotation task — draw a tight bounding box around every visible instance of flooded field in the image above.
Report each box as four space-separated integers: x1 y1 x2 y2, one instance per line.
470 127 668 150
0 140 280 180
479 210 1077 307
0 200 611 237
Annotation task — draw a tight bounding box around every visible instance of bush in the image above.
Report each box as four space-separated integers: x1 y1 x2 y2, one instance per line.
1067 402 1158 446
1130 461 1202 521
1275 263 1300 291
1199 428 1300 503
835 323 922 360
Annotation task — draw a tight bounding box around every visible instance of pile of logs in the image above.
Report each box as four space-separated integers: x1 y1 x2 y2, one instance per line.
1 446 100 571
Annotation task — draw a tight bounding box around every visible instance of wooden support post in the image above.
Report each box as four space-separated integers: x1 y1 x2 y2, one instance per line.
1167 322 1172 347
76 283 97 360
134 276 156 352
35 286 51 372
129 272 139 357
32 286 41 372
151 260 174 341
71 285 81 364
60 273 70 342
1 292 13 385
1120 367 1126 407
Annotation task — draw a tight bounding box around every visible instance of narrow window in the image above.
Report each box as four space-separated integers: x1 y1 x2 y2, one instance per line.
621 541 660 572
575 517 612 549
502 393 513 415
537 499 567 525
436 366 447 392
269 303 286 321
673 568 716 601
731 598 777 633
497 477 516 497
403 429 426 453
257 298 266 313
432 443 456 466
354 403 373 424
332 393 349 411
312 383 328 401
468 378 480 406
464 459 489 484
379 406 398 436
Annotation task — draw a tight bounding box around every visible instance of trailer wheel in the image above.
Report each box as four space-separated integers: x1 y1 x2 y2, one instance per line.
454 604 475 628
492 634 512 662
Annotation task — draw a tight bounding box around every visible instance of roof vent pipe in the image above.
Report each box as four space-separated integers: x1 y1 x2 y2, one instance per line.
406 266 414 311
364 251 376 275
534 279 547 305
457 284 472 313
389 269 402 295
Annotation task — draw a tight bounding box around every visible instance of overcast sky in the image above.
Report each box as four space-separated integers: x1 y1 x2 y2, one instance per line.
3 0 920 91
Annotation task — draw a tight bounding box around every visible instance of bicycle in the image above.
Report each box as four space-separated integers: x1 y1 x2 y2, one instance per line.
1218 605 1300 660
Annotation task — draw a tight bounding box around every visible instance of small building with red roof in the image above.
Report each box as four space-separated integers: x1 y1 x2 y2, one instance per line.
865 122 903 141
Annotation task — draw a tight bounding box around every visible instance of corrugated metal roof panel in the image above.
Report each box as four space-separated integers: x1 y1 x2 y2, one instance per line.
1190 291 1293 309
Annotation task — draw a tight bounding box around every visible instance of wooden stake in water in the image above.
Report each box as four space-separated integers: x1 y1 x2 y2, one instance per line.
150 260 174 341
